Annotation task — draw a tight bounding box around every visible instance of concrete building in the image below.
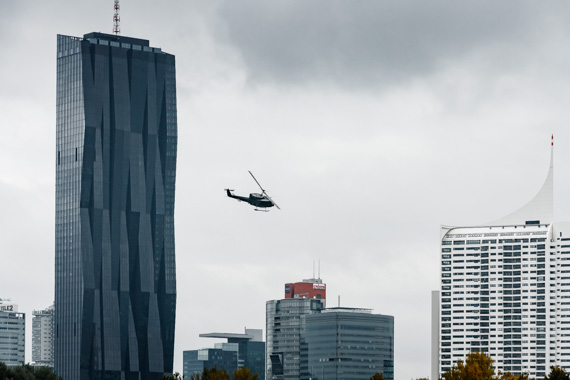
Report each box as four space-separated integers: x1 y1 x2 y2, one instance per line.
199 329 265 379
0 299 25 366
302 308 394 380
32 304 54 367
55 32 177 380
434 139 570 378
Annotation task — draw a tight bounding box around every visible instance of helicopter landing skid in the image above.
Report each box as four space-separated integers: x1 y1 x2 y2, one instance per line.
254 208 270 212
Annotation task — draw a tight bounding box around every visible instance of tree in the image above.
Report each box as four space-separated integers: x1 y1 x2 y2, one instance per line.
545 366 570 380
0 362 8 380
189 367 230 380
370 373 386 380
0 363 62 380
443 351 495 380
498 371 530 380
162 373 184 380
416 378 429 380
232 367 259 380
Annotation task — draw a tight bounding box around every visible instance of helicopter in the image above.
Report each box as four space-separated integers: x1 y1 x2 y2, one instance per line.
225 171 281 211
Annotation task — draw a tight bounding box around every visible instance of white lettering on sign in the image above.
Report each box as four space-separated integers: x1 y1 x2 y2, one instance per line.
313 284 325 290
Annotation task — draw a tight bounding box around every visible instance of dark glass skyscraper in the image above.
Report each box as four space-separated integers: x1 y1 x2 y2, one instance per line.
55 32 177 380
302 308 394 380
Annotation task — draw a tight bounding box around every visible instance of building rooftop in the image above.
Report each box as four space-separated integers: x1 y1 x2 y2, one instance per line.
322 307 372 314
199 333 254 340
83 32 149 47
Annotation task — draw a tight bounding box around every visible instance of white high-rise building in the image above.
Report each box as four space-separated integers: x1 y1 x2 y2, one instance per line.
433 138 570 379
0 299 25 366
32 304 54 367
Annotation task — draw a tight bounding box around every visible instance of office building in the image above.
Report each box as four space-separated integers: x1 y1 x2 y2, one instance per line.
32 304 54 367
434 140 570 378
266 298 325 380
284 278 326 305
55 32 177 380
302 307 394 380
199 329 265 379
0 299 25 366
183 347 237 378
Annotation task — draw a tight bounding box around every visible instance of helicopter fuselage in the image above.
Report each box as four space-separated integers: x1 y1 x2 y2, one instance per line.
226 190 274 208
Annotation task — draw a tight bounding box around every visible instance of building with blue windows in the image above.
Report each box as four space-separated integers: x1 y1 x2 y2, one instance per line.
55 32 177 380
183 347 238 378
199 329 265 379
0 300 25 367
302 308 394 380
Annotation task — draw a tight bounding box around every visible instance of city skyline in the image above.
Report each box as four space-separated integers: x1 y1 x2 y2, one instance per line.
3 2 570 379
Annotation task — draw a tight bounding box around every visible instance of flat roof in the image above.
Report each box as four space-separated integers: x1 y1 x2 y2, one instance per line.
83 32 150 47
199 333 254 340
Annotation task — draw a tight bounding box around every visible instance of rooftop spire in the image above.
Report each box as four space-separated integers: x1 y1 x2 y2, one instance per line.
489 136 554 225
113 0 120 35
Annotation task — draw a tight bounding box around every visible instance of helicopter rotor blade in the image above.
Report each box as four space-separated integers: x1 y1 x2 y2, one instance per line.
248 171 266 192
264 192 281 210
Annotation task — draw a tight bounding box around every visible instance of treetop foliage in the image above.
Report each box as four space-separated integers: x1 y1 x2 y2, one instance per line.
544 366 570 380
0 362 62 380
183 366 260 380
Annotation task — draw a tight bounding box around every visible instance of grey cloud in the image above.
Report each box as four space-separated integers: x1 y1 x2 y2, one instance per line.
215 1 558 87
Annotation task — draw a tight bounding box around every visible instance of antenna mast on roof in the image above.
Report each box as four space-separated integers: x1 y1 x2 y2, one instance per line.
113 0 121 35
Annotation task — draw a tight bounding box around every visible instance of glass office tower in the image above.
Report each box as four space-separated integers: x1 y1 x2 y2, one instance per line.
55 32 177 380
302 308 394 380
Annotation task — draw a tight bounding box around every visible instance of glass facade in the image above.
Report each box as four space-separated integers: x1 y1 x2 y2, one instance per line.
55 32 177 380
0 311 25 366
266 299 325 380
301 310 394 380
183 349 238 378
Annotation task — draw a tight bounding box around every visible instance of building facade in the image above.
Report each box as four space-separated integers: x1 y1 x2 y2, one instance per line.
199 329 265 379
0 300 25 366
302 308 394 380
32 304 54 367
284 278 326 305
55 32 177 380
434 142 570 378
266 298 325 380
183 348 238 378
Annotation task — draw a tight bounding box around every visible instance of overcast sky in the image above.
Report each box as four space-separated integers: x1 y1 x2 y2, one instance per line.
3 1 570 378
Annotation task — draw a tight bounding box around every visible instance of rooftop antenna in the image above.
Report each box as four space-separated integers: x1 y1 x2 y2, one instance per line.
313 260 315 280
113 0 120 35
318 259 321 280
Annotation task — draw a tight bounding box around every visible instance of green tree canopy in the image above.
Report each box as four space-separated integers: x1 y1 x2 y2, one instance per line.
443 351 495 380
189 366 230 380
545 366 570 380
498 371 530 380
161 372 183 380
0 363 62 380
442 352 534 380
232 367 259 380
370 373 386 380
